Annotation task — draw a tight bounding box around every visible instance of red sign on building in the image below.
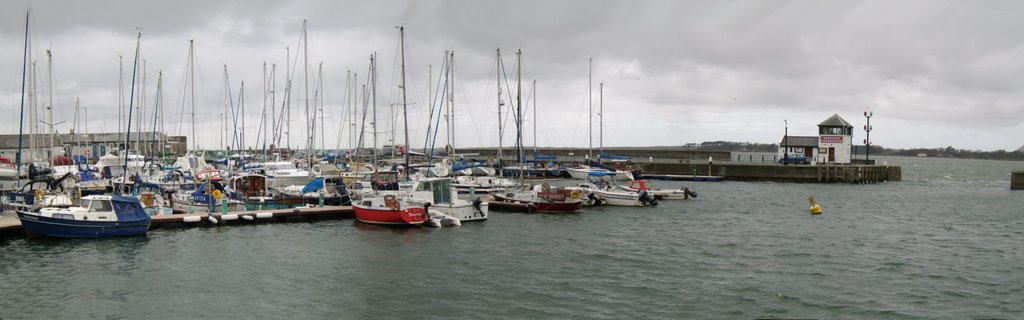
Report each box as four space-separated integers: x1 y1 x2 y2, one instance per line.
820 136 843 144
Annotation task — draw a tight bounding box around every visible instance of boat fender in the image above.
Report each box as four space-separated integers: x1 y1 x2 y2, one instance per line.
34 189 44 201
241 215 255 221
569 190 582 199
255 212 274 219
183 215 202 223
222 214 239 221
207 215 219 224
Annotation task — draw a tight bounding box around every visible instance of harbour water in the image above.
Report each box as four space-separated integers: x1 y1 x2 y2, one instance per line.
1 156 1022 319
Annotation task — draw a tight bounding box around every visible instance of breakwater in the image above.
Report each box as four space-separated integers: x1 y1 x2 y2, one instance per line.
640 162 901 183
456 147 901 183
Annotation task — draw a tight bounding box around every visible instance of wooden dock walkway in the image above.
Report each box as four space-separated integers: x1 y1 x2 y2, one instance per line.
0 206 354 237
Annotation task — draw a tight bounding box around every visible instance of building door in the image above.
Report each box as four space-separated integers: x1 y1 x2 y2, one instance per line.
804 148 813 157
828 147 835 162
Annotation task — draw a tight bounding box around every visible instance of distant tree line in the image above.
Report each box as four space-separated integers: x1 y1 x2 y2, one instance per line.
878 145 1024 161
684 141 1024 161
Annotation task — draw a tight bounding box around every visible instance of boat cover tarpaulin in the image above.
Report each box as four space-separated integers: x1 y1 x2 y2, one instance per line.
587 160 614 171
301 177 325 193
111 195 151 223
452 160 487 172
587 171 617 177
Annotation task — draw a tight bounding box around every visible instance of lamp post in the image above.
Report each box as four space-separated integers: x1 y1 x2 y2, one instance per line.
783 119 788 160
864 110 873 161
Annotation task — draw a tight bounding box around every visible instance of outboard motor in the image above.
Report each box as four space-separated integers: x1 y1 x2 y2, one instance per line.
638 190 658 207
684 187 698 199
587 192 604 206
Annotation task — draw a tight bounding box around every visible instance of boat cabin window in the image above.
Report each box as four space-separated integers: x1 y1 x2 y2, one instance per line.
417 180 452 204
90 200 113 212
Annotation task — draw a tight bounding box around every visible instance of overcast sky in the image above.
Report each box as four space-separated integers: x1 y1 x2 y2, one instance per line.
2 0 1023 152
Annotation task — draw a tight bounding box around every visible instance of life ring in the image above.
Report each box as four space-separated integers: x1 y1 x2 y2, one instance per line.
34 189 45 201
212 189 223 202
569 190 582 199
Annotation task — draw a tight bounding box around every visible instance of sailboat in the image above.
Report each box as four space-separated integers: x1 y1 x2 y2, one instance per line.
18 28 151 237
353 26 428 226
565 63 635 181
489 50 583 213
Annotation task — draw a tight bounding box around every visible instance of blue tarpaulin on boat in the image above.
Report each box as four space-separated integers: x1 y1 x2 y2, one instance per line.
452 160 486 172
587 160 614 171
111 195 151 223
301 178 325 193
587 171 617 177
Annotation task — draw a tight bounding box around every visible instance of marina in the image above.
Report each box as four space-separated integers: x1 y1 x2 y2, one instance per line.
2 2 1024 319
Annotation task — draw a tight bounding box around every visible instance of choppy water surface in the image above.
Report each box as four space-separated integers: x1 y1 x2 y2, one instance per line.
2 156 1022 319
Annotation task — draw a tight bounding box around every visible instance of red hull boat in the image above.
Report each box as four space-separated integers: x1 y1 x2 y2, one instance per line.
352 194 429 225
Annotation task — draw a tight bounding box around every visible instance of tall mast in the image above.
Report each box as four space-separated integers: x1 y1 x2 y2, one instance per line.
240 81 246 155
16 10 30 189
261 62 267 155
447 51 455 150
496 49 503 167
533 80 537 155
137 59 145 154
30 61 36 161
371 53 378 167
151 71 162 157
317 62 324 159
516 49 523 185
73 98 80 149
350 72 357 150
599 82 603 155
222 65 229 150
302 20 312 164
119 55 123 148
122 31 141 189
588 57 593 160
270 63 276 153
399 26 410 180
188 40 196 149
285 46 291 151
46 49 54 158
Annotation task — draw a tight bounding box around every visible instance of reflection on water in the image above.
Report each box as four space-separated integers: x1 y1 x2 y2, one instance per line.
0 156 1022 319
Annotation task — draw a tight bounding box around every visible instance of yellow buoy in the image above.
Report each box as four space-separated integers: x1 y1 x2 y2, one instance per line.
808 196 822 214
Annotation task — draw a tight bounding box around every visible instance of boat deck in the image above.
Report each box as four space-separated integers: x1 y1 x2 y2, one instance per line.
0 206 354 237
